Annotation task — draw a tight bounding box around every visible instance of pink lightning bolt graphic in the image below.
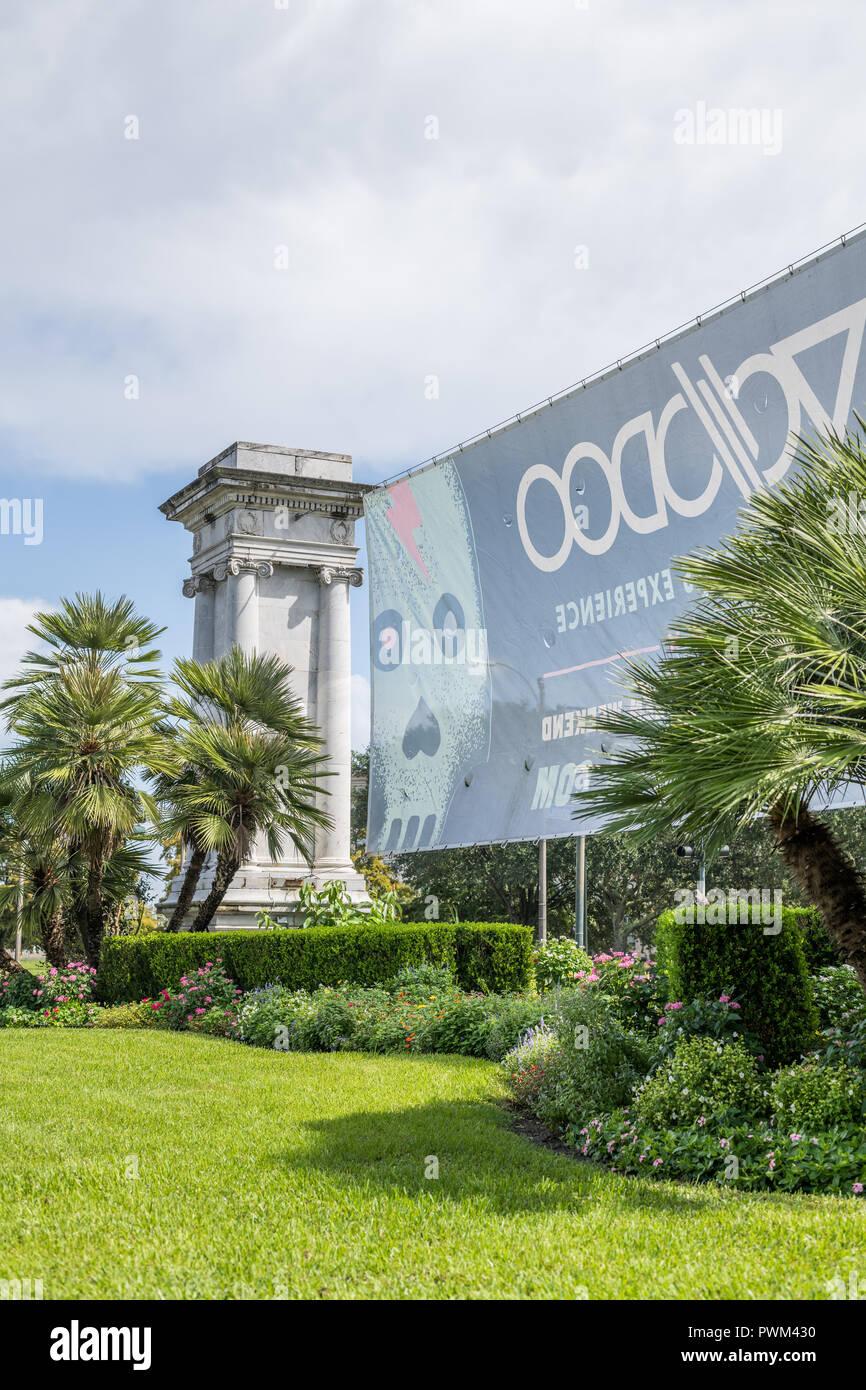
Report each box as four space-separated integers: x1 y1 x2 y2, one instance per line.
385 479 431 582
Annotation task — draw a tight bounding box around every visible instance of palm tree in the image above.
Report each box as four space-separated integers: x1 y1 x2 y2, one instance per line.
3 665 172 965
155 648 331 931
0 595 173 967
574 423 866 993
2 591 163 704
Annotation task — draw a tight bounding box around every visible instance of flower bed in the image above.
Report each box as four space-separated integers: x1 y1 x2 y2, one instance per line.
499 952 866 1197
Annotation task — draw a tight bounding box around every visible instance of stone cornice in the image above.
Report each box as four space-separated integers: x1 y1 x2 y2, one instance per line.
160 465 375 530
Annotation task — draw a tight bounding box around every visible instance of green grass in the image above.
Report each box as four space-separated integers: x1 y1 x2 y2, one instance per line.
1 1029 863 1299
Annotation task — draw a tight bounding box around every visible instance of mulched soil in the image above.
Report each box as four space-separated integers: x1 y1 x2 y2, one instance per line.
498 1098 579 1161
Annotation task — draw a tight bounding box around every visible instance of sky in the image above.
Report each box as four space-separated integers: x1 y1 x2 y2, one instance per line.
1 0 864 747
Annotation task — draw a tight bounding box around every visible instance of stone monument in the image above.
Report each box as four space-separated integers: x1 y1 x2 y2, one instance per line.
158 441 372 928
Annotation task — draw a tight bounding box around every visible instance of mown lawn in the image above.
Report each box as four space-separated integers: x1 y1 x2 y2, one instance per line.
1 1029 862 1299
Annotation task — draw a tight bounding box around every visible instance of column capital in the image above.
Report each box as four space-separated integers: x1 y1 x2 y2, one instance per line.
212 558 274 582
317 565 363 587
182 572 215 598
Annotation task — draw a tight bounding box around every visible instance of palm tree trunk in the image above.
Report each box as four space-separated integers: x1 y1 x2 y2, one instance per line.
0 944 26 975
79 858 106 968
41 907 68 969
189 852 240 932
167 846 206 931
768 801 866 993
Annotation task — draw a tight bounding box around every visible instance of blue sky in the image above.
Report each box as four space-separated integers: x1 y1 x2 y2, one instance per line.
1 0 864 751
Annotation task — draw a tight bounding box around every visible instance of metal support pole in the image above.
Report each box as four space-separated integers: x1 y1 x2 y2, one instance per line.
698 846 706 900
537 839 547 944
574 835 586 950
14 862 23 961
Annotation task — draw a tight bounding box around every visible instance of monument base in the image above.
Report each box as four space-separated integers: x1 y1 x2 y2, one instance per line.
159 857 369 931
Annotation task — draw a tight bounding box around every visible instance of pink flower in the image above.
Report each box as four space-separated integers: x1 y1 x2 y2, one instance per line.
653 1158 663 1167
697 1117 706 1126
718 994 730 1003
854 1183 864 1194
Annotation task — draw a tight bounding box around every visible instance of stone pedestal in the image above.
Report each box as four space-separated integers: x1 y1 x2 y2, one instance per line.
159 442 372 929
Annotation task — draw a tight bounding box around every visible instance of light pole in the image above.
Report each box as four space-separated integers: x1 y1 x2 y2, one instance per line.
14 862 23 961
677 841 730 899
574 835 586 950
537 839 547 944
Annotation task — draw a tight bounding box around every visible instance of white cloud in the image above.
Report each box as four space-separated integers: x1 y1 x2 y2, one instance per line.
0 597 45 688
351 672 370 751
0 0 863 483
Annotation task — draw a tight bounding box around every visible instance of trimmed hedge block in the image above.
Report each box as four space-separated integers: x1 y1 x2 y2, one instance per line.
655 903 819 1066
97 921 532 1004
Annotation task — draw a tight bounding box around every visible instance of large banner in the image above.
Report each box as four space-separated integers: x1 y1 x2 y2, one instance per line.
365 230 866 852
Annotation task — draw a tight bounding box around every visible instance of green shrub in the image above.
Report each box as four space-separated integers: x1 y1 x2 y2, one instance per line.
655 904 818 1065
0 1005 47 1028
93 1001 159 1029
771 1059 866 1131
190 1006 241 1039
819 1014 866 1070
500 1022 561 1114
650 995 763 1072
792 906 842 972
0 960 97 1012
587 952 661 1036
540 990 650 1128
0 999 98 1028
420 995 499 1056
237 986 320 1050
483 995 556 1061
150 960 242 1030
532 939 592 991
811 966 865 1031
453 924 534 994
633 1036 767 1128
572 1108 866 1195
387 963 455 1001
233 980 546 1059
97 922 531 1004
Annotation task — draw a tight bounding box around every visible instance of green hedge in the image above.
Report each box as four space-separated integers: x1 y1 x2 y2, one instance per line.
793 905 843 972
655 903 818 1066
97 922 532 1004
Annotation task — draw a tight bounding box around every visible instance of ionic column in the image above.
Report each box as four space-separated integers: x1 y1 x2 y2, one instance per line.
228 559 257 654
315 566 362 870
183 574 215 664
